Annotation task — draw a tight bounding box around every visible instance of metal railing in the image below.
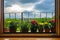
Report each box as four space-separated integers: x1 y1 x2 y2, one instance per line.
4 12 55 22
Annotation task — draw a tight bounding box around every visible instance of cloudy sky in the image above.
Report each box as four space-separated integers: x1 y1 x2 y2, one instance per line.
4 0 55 18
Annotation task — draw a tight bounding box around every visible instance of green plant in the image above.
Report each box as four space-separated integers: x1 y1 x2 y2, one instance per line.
4 18 53 32
9 21 18 33
49 19 56 33
30 20 38 33
20 22 29 32
44 22 50 32
38 23 44 32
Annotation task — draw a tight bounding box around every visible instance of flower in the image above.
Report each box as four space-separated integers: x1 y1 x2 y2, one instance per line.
44 22 48 25
49 19 55 27
50 19 55 23
8 21 11 23
39 23 44 25
31 20 37 24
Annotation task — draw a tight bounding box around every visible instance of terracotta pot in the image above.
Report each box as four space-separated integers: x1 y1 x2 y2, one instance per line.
45 28 50 33
4 28 9 32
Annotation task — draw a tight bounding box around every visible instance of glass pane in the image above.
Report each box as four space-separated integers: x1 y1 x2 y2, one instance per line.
4 0 56 33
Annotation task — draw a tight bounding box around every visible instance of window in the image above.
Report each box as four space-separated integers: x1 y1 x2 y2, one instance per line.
0 0 60 37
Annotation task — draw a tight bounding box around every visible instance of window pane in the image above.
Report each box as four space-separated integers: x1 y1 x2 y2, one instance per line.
4 0 56 33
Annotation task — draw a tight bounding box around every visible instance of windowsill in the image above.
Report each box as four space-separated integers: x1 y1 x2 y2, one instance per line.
0 33 57 37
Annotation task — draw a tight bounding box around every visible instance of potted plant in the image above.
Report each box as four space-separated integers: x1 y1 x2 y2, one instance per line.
49 19 56 33
20 23 29 33
30 20 38 33
44 22 50 33
4 20 11 32
9 22 17 33
51 25 56 33
4 27 9 32
38 23 44 32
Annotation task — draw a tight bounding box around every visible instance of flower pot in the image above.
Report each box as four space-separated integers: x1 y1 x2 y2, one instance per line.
44 24 50 33
4 28 9 32
30 26 37 33
45 28 50 33
21 27 28 32
31 20 38 33
9 27 17 33
9 22 17 33
38 28 43 32
38 25 43 32
49 19 55 33
51 27 56 33
31 29 37 33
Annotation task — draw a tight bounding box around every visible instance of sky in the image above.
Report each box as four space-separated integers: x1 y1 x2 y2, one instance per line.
4 0 55 18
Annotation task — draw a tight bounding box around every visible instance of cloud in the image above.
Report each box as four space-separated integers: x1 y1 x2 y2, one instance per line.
4 0 55 18
4 0 55 13
4 4 34 13
4 0 44 13
4 0 44 7
35 0 55 12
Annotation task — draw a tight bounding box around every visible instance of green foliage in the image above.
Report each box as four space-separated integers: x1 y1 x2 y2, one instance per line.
4 17 55 31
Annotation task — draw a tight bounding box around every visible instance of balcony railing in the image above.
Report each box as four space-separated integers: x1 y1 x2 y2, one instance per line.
4 12 55 22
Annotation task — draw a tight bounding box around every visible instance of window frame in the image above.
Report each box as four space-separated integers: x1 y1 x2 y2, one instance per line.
0 0 60 37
